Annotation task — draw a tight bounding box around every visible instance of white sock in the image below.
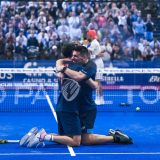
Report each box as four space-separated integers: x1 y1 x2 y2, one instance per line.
44 134 54 141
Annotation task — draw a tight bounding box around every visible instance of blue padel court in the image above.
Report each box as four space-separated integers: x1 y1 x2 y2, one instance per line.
0 89 160 160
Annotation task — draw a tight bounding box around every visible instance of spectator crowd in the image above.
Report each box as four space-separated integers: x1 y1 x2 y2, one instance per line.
0 1 159 62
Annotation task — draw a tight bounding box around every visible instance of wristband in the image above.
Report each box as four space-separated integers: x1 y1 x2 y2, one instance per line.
61 66 67 73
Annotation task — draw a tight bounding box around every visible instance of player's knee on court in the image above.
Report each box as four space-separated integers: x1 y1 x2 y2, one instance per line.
73 141 81 147
70 138 81 147
70 136 81 147
81 134 93 145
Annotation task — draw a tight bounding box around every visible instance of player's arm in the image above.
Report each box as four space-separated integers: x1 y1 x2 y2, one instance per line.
85 78 99 89
56 58 71 69
64 67 98 89
57 64 88 81
63 67 86 81
56 59 98 89
56 58 71 80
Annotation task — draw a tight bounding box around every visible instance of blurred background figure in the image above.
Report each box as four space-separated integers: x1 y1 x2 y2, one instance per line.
86 29 105 104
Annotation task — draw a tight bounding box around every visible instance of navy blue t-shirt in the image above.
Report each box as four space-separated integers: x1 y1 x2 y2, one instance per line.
79 60 97 112
56 60 97 113
56 62 82 112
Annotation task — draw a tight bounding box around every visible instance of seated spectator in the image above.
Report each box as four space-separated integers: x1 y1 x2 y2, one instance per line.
131 46 143 61
0 33 6 59
5 27 16 44
28 14 38 27
110 43 123 61
16 30 27 47
4 41 14 60
27 30 39 47
150 38 160 49
15 40 27 60
142 42 155 61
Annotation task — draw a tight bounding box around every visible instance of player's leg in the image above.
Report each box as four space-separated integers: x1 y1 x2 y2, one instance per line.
80 109 114 145
80 109 133 145
45 111 81 146
27 112 82 147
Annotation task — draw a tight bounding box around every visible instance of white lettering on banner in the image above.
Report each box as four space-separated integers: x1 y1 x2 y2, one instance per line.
104 88 159 106
0 73 13 80
23 78 52 83
139 86 160 104
0 83 13 86
126 87 159 105
0 67 160 74
0 86 159 106
0 81 58 105
149 76 160 83
14 88 57 105
23 62 55 77
103 75 124 84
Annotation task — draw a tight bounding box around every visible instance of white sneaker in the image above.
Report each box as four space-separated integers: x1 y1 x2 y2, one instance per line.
19 127 38 147
27 128 46 148
95 99 101 105
95 98 105 105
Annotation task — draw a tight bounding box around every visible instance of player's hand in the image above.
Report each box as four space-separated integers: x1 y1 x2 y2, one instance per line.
57 72 64 84
56 65 64 72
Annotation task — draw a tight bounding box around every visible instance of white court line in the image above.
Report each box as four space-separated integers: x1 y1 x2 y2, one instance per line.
45 94 76 157
1 152 160 156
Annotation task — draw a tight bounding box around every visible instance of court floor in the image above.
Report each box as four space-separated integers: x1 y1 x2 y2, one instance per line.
0 111 160 160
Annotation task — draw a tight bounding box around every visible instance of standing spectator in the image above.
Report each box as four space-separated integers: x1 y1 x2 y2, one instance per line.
69 22 82 41
68 11 80 29
37 29 49 59
145 14 154 41
87 17 98 30
132 17 145 42
57 18 70 40
117 10 127 30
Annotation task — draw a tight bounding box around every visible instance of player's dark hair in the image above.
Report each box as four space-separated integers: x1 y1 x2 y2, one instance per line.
74 45 90 58
61 43 76 58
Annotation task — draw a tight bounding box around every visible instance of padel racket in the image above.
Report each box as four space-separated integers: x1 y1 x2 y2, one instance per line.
0 139 19 144
61 78 80 101
53 67 81 101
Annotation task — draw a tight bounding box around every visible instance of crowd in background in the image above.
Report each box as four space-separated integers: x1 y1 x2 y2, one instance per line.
0 1 160 62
